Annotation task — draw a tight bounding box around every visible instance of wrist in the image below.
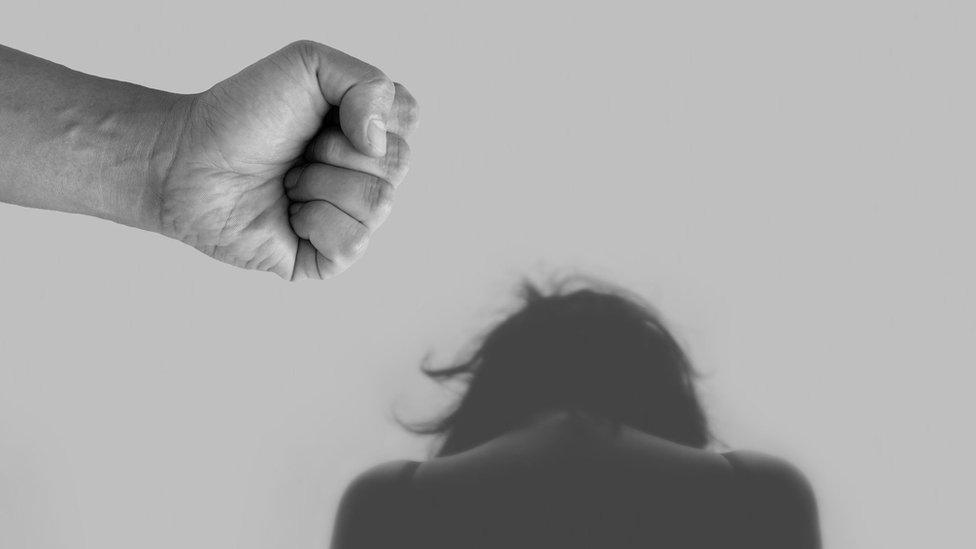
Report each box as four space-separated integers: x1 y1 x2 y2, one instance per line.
45 79 193 234
141 92 194 235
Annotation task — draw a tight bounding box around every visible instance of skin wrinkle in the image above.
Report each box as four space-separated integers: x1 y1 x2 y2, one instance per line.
194 89 238 172
237 181 286 234
266 53 319 125
289 241 304 281
211 191 243 255
256 237 285 272
146 93 191 234
298 41 324 104
388 137 409 186
324 132 345 166
303 197 369 233
315 249 332 279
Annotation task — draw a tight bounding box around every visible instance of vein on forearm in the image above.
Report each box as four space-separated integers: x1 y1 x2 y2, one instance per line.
0 44 178 231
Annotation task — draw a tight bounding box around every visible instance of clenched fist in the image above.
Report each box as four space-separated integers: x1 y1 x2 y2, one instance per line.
158 41 418 280
0 41 416 279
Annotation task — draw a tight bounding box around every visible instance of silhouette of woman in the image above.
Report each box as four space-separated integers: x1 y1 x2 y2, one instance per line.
331 277 820 549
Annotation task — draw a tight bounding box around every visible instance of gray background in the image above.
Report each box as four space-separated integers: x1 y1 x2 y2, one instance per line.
1 1 973 547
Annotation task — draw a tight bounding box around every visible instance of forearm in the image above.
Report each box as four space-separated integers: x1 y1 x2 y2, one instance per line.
0 44 186 232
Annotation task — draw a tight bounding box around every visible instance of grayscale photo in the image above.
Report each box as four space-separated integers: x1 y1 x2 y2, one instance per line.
1 2 972 548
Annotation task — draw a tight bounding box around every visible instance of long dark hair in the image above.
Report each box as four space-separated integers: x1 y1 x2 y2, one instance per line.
406 276 711 457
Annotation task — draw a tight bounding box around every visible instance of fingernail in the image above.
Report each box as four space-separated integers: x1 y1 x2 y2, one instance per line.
367 118 387 156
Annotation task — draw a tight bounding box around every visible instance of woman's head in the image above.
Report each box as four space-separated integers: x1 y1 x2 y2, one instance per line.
410 276 711 456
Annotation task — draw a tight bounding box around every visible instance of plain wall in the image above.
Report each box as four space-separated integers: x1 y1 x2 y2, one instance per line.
1 1 973 547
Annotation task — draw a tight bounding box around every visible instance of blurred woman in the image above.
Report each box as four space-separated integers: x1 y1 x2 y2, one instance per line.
331 277 820 549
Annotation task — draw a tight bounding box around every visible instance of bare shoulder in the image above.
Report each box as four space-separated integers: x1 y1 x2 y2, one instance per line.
340 460 418 504
331 460 419 549
724 451 815 494
723 451 821 549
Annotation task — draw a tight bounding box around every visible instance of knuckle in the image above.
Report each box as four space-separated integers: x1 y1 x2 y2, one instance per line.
314 252 342 280
342 223 371 258
289 39 318 58
360 69 392 87
284 164 308 191
370 74 395 90
365 176 396 218
361 75 395 105
404 97 420 124
321 130 345 162
385 136 412 184
396 84 420 129
287 40 323 76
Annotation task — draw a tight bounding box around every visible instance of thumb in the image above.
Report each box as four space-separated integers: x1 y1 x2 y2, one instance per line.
294 40 395 157
339 78 395 157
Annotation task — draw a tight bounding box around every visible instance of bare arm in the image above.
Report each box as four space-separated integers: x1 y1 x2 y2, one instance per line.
0 44 180 231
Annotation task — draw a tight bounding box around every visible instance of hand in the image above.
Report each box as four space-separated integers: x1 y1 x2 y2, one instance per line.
157 41 418 280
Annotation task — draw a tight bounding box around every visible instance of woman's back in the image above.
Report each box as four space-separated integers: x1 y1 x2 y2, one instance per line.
331 412 819 549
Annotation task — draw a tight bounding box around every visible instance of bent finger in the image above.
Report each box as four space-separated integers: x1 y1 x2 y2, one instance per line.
304 129 411 188
291 40 395 157
289 200 370 270
388 83 420 137
285 163 394 231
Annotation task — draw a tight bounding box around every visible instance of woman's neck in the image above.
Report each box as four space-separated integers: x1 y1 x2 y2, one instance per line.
514 408 584 430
